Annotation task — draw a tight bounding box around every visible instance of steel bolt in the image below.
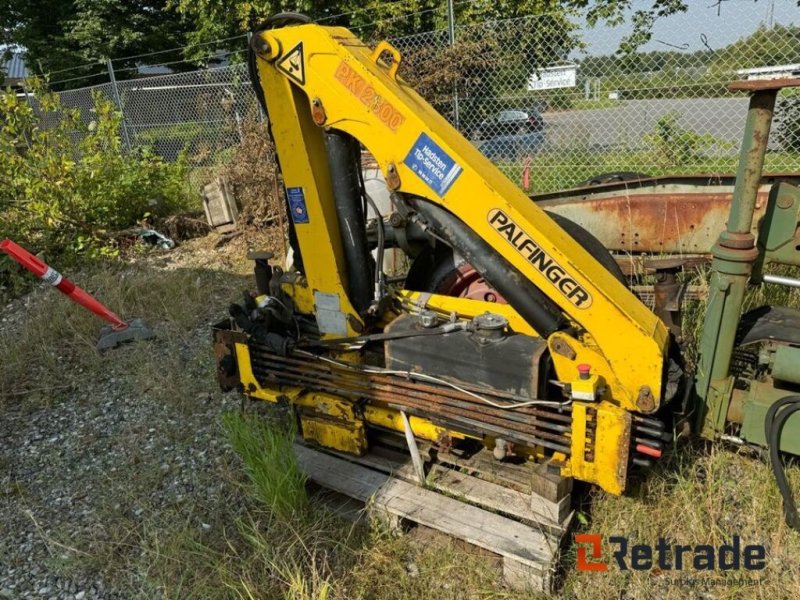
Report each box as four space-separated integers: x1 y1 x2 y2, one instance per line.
636 385 656 412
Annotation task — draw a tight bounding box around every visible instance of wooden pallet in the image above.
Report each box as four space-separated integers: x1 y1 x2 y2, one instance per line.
294 440 573 592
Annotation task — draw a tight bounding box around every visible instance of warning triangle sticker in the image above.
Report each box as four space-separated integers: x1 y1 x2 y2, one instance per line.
277 42 306 86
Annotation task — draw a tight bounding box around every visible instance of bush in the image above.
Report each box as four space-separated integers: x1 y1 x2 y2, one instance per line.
0 81 189 292
776 95 800 153
214 118 282 228
644 112 726 167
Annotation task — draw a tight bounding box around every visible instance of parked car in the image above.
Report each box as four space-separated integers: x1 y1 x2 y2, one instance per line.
479 130 546 161
472 108 545 141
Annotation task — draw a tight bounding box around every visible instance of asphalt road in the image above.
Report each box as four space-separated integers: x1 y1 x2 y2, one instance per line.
541 97 753 154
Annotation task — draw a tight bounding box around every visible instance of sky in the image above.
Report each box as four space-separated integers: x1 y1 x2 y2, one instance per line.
580 0 799 56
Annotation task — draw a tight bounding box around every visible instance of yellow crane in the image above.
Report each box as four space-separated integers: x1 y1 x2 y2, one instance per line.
214 14 800 528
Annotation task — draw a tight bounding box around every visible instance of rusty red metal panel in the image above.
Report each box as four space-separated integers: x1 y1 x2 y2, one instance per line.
539 192 765 254
535 175 797 254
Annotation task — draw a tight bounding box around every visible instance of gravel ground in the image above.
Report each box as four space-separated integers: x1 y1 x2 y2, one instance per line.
0 247 259 599
0 337 245 598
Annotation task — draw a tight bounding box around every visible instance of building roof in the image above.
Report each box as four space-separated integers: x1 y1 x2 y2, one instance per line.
736 63 800 80
1 52 30 82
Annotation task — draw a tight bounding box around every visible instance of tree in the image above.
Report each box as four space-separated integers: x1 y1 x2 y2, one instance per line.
67 0 195 71
168 1 694 52
0 0 196 86
1 0 83 77
167 0 354 57
0 0 715 89
710 24 800 74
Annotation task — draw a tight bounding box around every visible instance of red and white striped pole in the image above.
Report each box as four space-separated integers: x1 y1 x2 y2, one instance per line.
1 239 129 331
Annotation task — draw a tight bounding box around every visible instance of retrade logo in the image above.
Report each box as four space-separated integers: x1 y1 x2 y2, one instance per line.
574 534 767 572
575 534 607 571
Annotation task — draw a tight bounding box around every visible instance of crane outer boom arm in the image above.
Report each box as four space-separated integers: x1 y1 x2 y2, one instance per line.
251 23 669 417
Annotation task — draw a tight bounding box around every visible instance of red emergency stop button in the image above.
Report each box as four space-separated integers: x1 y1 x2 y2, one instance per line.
577 363 591 380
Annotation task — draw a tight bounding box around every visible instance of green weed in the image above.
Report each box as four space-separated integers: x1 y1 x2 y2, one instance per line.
222 411 308 521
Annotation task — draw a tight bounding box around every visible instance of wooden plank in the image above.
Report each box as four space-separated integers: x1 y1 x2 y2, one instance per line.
430 446 537 492
504 557 553 592
430 466 572 530
294 444 558 583
324 442 571 530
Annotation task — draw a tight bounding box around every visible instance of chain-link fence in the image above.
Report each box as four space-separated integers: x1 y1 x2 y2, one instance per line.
26 2 800 194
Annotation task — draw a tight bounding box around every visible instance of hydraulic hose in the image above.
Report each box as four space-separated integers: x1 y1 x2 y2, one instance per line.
404 196 564 337
765 395 800 530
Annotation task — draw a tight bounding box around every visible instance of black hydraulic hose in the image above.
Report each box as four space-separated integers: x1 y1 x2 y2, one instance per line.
404 196 564 337
325 131 374 313
765 395 800 530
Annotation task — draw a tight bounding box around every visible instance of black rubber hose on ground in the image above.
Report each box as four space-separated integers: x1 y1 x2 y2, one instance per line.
765 395 800 530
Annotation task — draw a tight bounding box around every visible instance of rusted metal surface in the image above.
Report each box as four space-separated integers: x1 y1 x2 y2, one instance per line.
535 174 800 255
539 190 769 254
213 324 247 390
728 78 800 92
248 344 575 454
652 269 683 338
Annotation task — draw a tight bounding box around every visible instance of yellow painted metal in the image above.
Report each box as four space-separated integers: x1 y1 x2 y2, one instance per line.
297 392 367 455
238 337 625 490
252 24 669 412
364 403 474 443
236 343 474 453
566 402 631 494
393 289 540 336
571 373 602 402
235 343 282 402
256 51 362 338
238 345 367 453
280 279 315 314
548 332 619 403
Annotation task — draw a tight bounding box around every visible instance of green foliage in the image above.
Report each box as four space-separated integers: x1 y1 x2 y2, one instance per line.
710 24 800 74
2 0 698 89
222 411 308 521
168 0 347 54
776 94 800 153
0 1 196 85
645 112 727 167
0 81 189 281
169 0 691 57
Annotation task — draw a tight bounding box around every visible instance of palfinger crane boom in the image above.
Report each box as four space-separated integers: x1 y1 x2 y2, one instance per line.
214 14 800 525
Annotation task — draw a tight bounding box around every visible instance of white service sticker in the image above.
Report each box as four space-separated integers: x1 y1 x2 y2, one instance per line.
41 266 63 287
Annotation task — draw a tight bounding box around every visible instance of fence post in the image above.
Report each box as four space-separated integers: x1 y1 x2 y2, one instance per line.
106 58 133 151
446 0 460 129
21 80 33 109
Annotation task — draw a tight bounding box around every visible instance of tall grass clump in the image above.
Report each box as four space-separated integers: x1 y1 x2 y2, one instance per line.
222 411 308 521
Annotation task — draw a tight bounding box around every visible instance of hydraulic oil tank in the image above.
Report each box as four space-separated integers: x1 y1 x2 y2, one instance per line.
384 312 549 399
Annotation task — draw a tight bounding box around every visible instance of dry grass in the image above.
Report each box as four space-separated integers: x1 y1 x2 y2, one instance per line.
0 261 245 407
564 442 800 599
3 238 800 599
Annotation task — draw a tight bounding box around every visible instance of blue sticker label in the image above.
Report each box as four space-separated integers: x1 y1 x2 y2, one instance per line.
403 133 463 196
287 187 309 224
